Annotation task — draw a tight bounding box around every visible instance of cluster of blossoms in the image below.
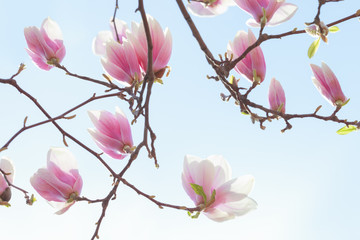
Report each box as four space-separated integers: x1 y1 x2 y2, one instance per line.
24 15 172 87
16 0 349 224
188 0 347 113
93 15 172 86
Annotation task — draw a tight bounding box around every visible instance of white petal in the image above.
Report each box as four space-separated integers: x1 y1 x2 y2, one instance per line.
267 3 298 26
219 174 255 196
47 147 78 174
218 196 257 216
92 31 113 56
246 18 261 27
41 17 63 41
204 207 234 222
207 155 232 183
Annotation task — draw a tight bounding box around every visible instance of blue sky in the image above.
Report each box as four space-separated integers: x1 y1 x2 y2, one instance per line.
0 0 359 239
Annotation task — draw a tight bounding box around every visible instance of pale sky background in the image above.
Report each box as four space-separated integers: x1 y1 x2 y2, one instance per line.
0 0 359 239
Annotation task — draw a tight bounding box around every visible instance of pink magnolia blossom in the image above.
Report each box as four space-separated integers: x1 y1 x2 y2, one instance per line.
310 62 347 107
182 155 257 222
0 157 14 203
93 18 128 56
101 39 142 86
24 17 66 70
30 148 83 214
187 0 236 17
227 29 266 83
88 107 134 160
128 15 172 77
268 78 286 113
234 0 298 27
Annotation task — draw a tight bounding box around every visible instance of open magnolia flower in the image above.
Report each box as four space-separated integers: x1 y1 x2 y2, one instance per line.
30 148 83 214
24 17 66 70
227 29 266 84
187 0 236 17
310 62 348 107
88 107 134 160
0 157 14 204
234 0 298 27
268 78 286 113
93 18 128 56
127 14 172 77
182 155 257 222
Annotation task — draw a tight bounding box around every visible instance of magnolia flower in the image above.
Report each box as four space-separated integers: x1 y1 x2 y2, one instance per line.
182 155 257 222
30 148 83 214
227 29 266 84
234 0 298 27
187 0 236 17
101 40 142 86
88 107 134 160
0 157 14 203
310 62 347 107
268 78 286 113
93 18 128 56
24 17 66 70
128 15 172 77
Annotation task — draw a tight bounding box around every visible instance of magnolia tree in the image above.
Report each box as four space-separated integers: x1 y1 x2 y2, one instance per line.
0 0 359 239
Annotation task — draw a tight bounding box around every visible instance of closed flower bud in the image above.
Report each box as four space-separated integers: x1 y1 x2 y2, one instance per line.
268 78 286 113
310 62 347 107
88 107 134 160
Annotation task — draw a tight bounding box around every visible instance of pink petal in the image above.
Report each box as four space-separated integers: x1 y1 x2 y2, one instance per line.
234 0 263 20
30 168 73 202
25 49 52 71
268 78 286 113
115 107 133 147
153 28 172 72
88 129 127 160
182 155 203 204
248 29 266 82
101 58 132 86
103 40 141 84
88 110 121 140
321 62 346 103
